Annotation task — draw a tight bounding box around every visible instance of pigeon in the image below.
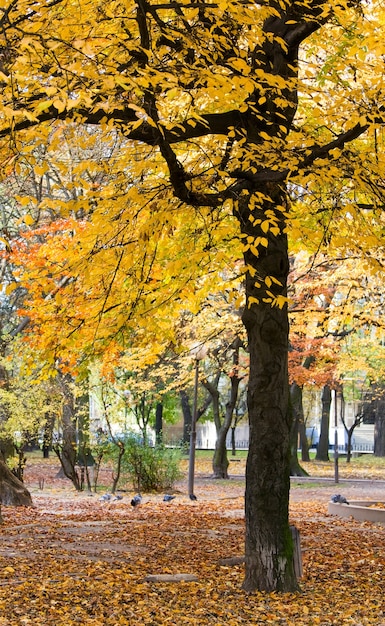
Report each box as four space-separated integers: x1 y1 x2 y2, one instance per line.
331 494 349 504
99 493 112 502
113 495 123 501
131 494 142 507
189 494 197 501
163 494 176 502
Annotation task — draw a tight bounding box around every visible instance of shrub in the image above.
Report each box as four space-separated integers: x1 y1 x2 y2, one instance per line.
104 432 183 492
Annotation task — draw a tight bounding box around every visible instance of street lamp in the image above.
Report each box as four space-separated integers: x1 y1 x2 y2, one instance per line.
334 389 339 484
188 345 207 499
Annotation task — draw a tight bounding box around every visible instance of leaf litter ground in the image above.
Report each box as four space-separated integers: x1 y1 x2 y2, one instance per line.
1 458 385 625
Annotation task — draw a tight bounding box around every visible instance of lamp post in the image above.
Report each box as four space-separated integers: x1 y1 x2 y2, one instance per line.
188 346 206 499
334 389 339 484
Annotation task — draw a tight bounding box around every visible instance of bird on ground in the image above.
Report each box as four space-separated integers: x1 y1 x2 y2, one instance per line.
131 494 142 507
99 493 112 502
163 494 176 502
331 494 349 504
189 494 197 501
113 495 123 501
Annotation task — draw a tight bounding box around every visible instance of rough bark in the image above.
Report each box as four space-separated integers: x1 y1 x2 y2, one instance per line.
0 459 33 506
315 385 331 462
239 188 298 592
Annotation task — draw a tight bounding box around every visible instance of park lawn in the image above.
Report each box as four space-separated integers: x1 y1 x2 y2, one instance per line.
182 450 385 482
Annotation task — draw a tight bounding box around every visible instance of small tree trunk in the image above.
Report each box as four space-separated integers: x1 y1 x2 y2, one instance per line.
111 442 125 494
290 383 311 462
203 377 230 479
299 418 310 462
374 395 385 457
289 383 308 475
346 426 354 463
42 411 55 458
289 410 308 477
315 386 331 462
180 389 192 446
155 402 163 445
55 374 81 490
0 459 33 506
231 426 236 456
212 428 230 478
76 390 94 468
13 445 27 482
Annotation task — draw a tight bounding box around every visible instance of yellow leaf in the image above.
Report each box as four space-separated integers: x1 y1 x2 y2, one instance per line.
24 215 35 226
53 98 66 113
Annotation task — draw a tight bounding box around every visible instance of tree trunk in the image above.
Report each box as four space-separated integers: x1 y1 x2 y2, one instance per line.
0 364 14 463
346 426 354 463
42 411 55 458
291 383 311 462
0 459 33 506
239 188 298 592
289 400 308 477
211 340 242 478
290 383 309 473
212 428 229 479
231 426 236 456
180 388 212 449
180 389 192 446
374 394 385 457
203 375 230 479
315 385 331 462
54 374 81 490
299 418 310 463
76 390 94 468
111 442 125 494
155 402 163 445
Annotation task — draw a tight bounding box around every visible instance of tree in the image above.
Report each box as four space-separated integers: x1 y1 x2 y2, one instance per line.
316 385 332 461
1 0 385 592
289 382 310 469
339 390 364 463
177 297 246 478
201 336 246 478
